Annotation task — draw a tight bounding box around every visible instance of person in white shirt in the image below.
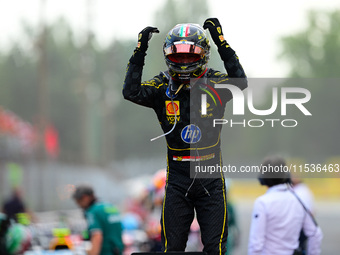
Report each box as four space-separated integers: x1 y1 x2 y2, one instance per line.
292 177 314 213
291 176 315 254
248 156 323 255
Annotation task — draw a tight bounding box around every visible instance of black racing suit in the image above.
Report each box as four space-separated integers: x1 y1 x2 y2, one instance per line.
123 46 247 255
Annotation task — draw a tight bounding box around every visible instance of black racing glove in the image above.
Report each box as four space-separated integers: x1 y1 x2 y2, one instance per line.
203 18 227 47
203 18 235 60
137 26 159 52
130 26 159 66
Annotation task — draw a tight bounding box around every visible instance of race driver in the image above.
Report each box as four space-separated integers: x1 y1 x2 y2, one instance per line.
123 18 247 255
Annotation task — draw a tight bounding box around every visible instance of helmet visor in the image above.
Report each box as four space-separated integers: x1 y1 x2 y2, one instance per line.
164 43 205 55
167 53 201 64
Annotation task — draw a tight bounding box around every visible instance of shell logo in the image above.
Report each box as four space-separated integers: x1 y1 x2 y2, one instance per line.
165 101 180 116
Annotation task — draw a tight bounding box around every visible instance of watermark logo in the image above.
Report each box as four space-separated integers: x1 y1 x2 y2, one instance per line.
202 85 311 116
200 84 312 128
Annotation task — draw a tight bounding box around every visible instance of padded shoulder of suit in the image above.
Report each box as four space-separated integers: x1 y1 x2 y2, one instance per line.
206 68 229 79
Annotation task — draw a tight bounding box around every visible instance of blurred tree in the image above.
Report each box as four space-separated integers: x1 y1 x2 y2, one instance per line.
220 10 340 164
0 46 38 122
44 19 84 161
275 9 340 160
0 19 84 162
279 9 340 78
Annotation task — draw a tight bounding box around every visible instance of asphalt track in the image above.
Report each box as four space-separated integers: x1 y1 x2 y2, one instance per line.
231 200 340 255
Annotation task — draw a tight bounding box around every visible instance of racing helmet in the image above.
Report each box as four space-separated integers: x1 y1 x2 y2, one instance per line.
163 23 210 82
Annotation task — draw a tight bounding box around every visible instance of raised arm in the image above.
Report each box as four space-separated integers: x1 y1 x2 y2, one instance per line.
123 27 160 108
203 18 247 90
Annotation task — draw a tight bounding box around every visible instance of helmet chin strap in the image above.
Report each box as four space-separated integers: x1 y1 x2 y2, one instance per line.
195 67 208 79
188 67 209 88
171 67 208 85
